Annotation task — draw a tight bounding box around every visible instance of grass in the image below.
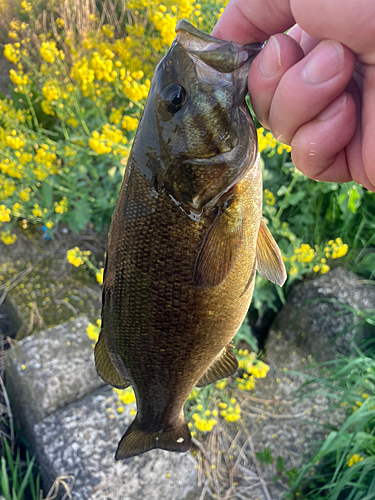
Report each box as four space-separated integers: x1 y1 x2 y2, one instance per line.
287 348 375 499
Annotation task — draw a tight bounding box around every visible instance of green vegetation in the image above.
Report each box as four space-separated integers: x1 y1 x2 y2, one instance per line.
0 439 39 500
288 348 375 499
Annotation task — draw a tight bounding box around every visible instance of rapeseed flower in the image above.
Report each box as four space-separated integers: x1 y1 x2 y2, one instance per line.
4 44 20 64
42 82 59 102
0 231 17 245
264 189 276 206
54 197 68 214
257 127 291 154
66 246 91 267
122 115 139 131
40 41 59 63
96 268 104 285
347 454 364 467
0 205 11 222
114 387 136 404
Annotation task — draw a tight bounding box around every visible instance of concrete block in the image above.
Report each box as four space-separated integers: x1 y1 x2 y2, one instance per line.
34 386 200 500
5 317 104 428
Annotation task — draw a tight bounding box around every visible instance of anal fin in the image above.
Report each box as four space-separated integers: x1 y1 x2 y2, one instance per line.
94 335 130 389
196 345 238 387
256 219 287 286
115 418 191 460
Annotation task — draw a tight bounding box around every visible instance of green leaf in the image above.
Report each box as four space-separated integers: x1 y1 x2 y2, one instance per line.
277 185 289 196
1 457 10 500
69 199 91 232
285 191 306 206
256 447 274 464
14 455 35 500
276 456 285 473
41 181 53 209
285 467 298 486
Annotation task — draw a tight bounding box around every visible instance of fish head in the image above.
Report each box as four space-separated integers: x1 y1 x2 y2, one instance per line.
138 21 263 214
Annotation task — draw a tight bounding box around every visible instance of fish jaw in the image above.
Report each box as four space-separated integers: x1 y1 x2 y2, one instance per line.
133 21 262 216
175 19 263 105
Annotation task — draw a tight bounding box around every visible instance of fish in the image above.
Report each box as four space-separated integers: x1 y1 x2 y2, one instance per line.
95 20 287 461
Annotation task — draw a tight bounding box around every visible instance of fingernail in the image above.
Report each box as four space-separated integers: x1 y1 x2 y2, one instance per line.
302 40 344 84
318 93 347 121
259 36 281 77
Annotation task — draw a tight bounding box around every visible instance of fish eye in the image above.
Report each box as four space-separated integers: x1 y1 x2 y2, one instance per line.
165 84 186 114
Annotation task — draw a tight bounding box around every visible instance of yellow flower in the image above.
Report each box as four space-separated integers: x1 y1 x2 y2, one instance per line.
32 205 42 218
56 18 64 29
40 41 59 63
67 117 79 127
289 265 298 276
313 265 320 273
87 321 100 341
115 387 136 404
102 25 114 37
42 82 59 102
41 100 55 116
215 379 227 389
67 247 87 267
96 268 104 285
248 360 269 379
4 44 20 64
21 1 32 12
264 189 276 206
347 454 364 467
110 108 122 125
122 115 139 131
0 205 11 222
9 69 29 88
54 197 68 214
0 231 17 245
320 264 330 275
6 131 25 150
19 189 30 202
332 243 348 259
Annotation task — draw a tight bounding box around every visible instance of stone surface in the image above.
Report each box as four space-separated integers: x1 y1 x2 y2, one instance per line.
271 266 375 360
5 317 104 426
243 327 340 500
34 386 200 500
212 270 359 499
6 317 200 500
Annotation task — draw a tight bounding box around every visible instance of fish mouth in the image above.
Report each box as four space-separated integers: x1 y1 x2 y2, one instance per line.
175 20 263 103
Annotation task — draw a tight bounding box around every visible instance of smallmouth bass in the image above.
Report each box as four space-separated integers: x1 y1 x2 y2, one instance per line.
95 20 286 460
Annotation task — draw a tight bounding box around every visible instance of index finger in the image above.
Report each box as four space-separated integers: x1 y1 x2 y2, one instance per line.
212 0 295 44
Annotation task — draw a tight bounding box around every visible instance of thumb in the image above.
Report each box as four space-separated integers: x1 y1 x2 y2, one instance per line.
212 0 295 44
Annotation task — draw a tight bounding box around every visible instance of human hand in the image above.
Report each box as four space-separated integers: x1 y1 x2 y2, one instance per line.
212 0 375 191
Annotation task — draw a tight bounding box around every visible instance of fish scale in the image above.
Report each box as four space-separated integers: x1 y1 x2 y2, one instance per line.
95 20 286 460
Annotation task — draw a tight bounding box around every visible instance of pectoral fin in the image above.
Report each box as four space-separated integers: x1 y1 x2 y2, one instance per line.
94 335 130 389
256 219 287 286
194 207 242 288
196 345 238 387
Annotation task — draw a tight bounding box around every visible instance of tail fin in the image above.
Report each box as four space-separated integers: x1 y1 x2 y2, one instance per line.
115 418 191 461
